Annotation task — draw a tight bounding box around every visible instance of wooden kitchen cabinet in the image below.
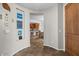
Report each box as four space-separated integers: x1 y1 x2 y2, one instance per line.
30 23 39 30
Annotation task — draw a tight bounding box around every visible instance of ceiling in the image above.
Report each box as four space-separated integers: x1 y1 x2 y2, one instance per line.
17 3 57 11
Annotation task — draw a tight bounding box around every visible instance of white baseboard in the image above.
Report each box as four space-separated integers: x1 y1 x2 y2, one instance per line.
44 44 65 51
57 49 65 51
44 44 58 50
11 46 30 56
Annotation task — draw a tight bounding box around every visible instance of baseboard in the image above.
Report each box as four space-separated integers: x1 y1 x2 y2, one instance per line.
44 44 65 51
44 45 58 50
11 46 30 56
57 49 65 51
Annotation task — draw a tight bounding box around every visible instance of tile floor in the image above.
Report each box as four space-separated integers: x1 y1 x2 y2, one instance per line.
14 46 69 56
14 38 69 56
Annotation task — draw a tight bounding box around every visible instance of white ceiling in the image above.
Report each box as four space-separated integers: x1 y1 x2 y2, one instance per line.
17 3 57 11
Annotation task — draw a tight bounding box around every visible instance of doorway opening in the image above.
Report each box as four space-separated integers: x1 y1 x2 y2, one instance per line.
30 13 44 48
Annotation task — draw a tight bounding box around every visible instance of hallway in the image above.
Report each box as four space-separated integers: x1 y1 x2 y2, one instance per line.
14 46 68 56
0 3 74 56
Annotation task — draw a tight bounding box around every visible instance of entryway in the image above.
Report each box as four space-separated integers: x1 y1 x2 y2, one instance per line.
13 3 69 56
30 13 44 48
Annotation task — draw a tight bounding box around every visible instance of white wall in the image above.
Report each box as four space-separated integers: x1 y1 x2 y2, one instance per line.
0 3 65 56
0 4 4 55
0 3 30 56
30 15 44 32
44 4 58 50
44 4 64 50
58 4 64 50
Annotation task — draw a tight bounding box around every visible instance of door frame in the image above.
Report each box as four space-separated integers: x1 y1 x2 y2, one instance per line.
63 3 69 51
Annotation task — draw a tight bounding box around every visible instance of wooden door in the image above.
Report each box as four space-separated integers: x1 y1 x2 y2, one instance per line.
65 3 79 56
